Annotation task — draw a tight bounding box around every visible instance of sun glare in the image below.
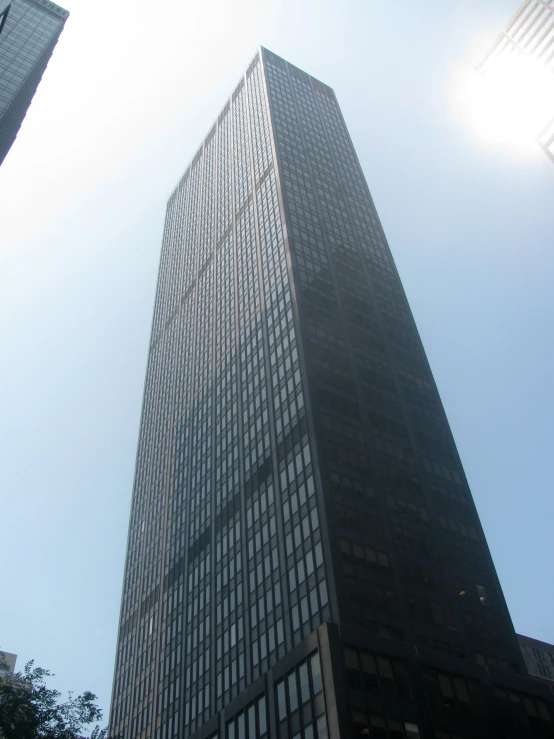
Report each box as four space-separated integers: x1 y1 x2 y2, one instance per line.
459 54 554 153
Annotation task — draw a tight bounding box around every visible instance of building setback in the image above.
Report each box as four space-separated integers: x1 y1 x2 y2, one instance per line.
109 48 554 739
0 0 68 166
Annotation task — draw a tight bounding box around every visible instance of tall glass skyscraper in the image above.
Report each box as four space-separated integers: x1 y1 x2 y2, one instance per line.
110 49 554 739
0 0 68 166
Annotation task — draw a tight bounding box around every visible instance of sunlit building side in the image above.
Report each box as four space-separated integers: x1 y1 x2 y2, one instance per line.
476 0 554 162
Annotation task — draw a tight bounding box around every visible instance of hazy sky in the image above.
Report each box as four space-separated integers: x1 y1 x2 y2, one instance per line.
1 0 553 722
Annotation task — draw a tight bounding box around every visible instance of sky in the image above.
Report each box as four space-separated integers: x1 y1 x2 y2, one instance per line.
1 0 553 723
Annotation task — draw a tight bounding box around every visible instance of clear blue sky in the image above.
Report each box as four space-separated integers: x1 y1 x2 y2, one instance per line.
1 0 552 722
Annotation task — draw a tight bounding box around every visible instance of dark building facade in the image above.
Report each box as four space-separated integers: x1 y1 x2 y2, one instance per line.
0 0 68 165
109 48 554 739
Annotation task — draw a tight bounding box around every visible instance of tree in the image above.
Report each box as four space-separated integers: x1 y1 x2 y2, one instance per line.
0 655 118 739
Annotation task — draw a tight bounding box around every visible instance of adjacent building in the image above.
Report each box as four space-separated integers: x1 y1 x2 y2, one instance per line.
0 651 17 678
476 0 554 162
0 2 11 35
0 0 68 166
519 635 554 685
109 48 554 739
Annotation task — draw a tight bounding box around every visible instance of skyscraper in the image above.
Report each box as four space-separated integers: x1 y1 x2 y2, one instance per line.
476 0 554 163
110 48 554 739
0 0 68 166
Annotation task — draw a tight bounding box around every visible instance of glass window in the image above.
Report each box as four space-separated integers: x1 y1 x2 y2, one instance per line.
306 550 315 575
351 710 369 735
288 671 298 712
345 648 361 689
316 714 328 739
438 674 454 702
319 581 328 606
277 680 287 721
310 652 323 695
388 719 404 739
237 712 245 739
301 596 310 623
361 652 378 693
248 705 256 739
476 584 487 606
299 661 310 704
314 542 323 567
392 661 412 700
377 657 395 696
370 715 387 739
523 697 538 717
258 695 267 735
453 677 469 704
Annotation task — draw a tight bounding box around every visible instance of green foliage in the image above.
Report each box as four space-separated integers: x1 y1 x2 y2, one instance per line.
0 654 118 739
